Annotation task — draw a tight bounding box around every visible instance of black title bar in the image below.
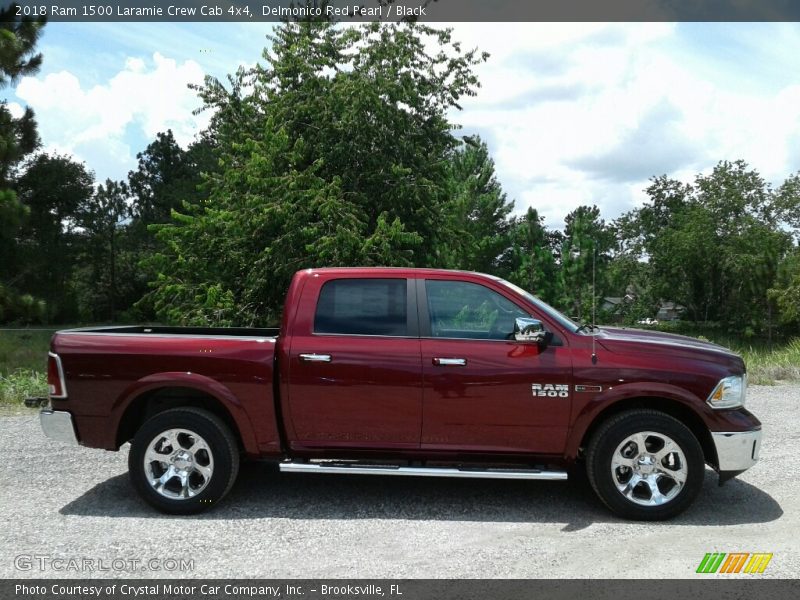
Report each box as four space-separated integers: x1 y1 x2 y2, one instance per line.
4 0 800 22
5 580 800 600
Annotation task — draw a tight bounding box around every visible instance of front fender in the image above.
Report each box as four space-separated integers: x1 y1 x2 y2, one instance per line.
564 381 705 461
110 372 260 454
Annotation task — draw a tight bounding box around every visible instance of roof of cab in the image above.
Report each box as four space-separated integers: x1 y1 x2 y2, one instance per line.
303 267 497 279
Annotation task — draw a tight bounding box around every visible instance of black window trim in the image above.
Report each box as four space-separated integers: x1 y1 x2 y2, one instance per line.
416 278 432 338
311 276 420 339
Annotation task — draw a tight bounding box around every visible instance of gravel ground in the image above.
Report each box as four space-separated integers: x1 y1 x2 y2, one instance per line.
0 384 796 579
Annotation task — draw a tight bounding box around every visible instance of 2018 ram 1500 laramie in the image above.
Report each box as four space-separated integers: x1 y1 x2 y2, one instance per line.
39 267 761 520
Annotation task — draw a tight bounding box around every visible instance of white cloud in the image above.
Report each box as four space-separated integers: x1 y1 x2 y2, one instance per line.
15 52 209 180
447 23 800 228
6 102 25 118
12 23 800 230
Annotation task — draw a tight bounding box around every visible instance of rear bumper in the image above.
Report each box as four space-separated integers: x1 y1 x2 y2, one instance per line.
40 409 79 445
712 429 761 474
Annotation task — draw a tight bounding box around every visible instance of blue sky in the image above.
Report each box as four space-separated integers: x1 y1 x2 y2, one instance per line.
7 22 800 226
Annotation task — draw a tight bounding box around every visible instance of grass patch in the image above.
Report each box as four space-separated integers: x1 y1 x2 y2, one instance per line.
0 329 54 405
0 329 54 373
0 369 47 405
737 339 800 385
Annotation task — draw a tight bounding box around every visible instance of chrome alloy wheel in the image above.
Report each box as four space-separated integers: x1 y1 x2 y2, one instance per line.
610 431 688 506
143 428 214 499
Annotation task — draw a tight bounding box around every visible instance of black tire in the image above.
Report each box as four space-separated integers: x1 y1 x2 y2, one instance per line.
586 409 704 521
128 407 240 514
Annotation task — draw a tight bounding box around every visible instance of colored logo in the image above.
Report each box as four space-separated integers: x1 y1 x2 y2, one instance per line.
696 552 773 574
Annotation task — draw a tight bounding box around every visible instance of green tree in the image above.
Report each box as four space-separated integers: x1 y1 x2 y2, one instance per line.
768 246 800 327
560 205 613 321
0 3 44 88
440 136 514 272
147 19 487 325
603 253 658 324
0 1 44 212
73 180 129 321
0 3 45 321
128 130 211 225
620 161 793 333
125 131 215 319
774 172 800 231
15 154 94 321
605 210 662 324
502 207 562 306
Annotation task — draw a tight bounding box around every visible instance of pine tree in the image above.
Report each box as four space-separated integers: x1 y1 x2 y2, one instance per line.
0 4 45 321
442 136 515 272
560 205 613 321
503 207 562 306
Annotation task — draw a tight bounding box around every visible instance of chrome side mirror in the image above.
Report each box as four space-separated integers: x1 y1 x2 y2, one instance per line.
514 317 547 344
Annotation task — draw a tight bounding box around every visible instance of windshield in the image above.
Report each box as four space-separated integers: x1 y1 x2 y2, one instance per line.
495 278 580 333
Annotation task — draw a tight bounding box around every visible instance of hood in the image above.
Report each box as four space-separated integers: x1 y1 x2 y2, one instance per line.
596 326 743 366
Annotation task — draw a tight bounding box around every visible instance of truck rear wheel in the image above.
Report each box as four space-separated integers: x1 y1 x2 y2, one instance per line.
586 409 704 520
128 408 239 514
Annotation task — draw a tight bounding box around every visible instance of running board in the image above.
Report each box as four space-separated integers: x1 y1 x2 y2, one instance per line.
279 461 568 481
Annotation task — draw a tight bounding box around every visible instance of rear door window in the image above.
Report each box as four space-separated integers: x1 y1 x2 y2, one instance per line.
314 279 408 336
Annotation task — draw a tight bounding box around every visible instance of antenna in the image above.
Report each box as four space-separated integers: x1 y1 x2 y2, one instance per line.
592 239 597 364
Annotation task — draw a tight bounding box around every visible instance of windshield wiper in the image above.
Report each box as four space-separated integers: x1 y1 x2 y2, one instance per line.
576 323 599 334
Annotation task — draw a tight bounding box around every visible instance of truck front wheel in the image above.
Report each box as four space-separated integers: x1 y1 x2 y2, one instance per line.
128 408 240 514
586 409 704 520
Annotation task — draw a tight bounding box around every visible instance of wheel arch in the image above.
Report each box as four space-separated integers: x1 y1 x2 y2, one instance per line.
574 396 717 469
112 375 259 455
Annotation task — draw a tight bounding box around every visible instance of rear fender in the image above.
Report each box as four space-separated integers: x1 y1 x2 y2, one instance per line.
110 372 260 454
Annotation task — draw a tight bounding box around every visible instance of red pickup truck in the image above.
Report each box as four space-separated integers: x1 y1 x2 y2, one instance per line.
39 267 761 520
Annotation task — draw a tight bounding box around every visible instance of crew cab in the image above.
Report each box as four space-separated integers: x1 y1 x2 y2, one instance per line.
39 268 762 520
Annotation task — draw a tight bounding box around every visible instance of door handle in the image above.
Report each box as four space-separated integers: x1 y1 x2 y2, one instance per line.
432 357 467 366
299 353 332 363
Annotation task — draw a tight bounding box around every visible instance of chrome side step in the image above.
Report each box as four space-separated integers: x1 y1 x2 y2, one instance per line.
279 461 568 481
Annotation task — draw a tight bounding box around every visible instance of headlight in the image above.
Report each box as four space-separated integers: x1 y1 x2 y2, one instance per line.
706 374 746 409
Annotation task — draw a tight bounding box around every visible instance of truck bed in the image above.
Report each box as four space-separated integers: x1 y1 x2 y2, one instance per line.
50 325 282 456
